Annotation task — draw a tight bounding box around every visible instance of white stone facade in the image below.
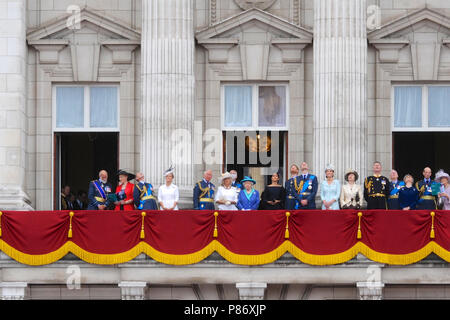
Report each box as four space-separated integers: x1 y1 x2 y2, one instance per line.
0 0 450 299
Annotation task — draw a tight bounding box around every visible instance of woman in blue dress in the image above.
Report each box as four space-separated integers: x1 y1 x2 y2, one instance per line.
398 174 419 210
237 176 260 210
320 164 341 210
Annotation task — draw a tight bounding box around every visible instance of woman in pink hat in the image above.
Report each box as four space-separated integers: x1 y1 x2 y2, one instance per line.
436 170 450 210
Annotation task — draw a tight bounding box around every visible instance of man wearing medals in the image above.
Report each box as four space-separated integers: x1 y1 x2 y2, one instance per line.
285 164 301 210
364 161 390 210
87 170 113 210
295 162 318 210
387 170 404 210
193 170 215 210
133 172 158 210
415 167 438 210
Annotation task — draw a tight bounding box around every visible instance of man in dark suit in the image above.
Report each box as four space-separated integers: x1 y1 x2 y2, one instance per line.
285 164 300 210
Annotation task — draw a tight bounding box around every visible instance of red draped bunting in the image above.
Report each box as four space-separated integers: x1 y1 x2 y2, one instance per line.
0 210 449 266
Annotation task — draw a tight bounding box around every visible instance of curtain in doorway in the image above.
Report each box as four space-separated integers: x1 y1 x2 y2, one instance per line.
224 86 252 127
56 87 84 128
90 87 118 128
428 86 450 127
394 86 422 127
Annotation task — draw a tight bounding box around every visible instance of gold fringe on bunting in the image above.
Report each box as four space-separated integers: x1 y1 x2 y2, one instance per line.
68 212 74 238
285 212 290 239
430 212 435 239
1 239 450 266
140 212 146 239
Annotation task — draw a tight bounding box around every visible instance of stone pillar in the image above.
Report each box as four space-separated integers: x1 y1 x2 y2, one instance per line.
0 0 32 210
313 0 368 181
118 281 147 300
0 282 28 300
236 283 267 300
356 282 384 300
141 0 195 207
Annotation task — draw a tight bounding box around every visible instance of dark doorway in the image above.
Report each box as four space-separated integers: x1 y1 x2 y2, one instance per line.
393 132 450 182
223 131 286 194
54 132 119 210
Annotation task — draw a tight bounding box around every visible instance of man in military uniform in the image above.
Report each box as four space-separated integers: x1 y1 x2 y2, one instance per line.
87 170 113 210
297 162 318 210
416 167 438 210
133 172 158 210
193 170 215 210
285 164 300 210
364 161 390 210
388 170 404 210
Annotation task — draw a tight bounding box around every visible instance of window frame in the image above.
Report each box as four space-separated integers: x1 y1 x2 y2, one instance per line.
221 83 290 131
52 84 120 132
391 84 450 132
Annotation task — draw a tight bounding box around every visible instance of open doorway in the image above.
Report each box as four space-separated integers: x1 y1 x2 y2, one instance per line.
223 131 286 194
54 132 119 210
393 132 450 182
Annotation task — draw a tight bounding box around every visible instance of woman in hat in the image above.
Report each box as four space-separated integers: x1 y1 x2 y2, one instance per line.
260 171 286 210
236 176 260 211
157 166 179 211
339 169 363 210
320 164 341 210
214 172 238 210
114 170 136 211
436 169 450 210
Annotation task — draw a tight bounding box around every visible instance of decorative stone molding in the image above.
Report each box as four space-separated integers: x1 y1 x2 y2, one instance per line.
234 0 276 11
356 282 385 300
210 0 217 25
272 39 310 63
369 39 409 64
118 281 147 300
197 39 238 63
0 282 28 300
236 283 267 300
102 40 140 64
28 39 69 64
368 7 450 79
196 8 312 79
26 6 140 42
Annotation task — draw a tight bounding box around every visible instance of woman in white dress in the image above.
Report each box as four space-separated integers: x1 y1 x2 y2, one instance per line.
215 172 238 210
157 166 179 211
340 169 364 209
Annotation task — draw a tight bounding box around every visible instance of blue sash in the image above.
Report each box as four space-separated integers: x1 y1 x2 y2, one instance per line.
138 183 153 210
390 182 405 196
300 175 315 193
93 180 106 199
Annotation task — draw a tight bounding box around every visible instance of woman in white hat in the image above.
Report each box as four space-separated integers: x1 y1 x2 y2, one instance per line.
214 172 238 210
320 164 341 210
340 169 364 210
157 166 179 211
436 169 450 210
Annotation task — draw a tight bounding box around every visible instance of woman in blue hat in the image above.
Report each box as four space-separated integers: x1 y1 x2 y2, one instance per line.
237 176 260 211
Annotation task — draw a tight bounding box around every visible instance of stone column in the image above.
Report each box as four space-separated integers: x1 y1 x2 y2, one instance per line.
236 283 267 300
0 282 28 300
313 0 368 181
356 282 384 300
141 0 195 207
0 0 32 209
118 281 147 300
